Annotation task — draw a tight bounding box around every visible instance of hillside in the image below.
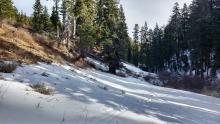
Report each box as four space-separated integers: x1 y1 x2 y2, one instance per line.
0 23 75 64
0 63 220 124
0 23 220 124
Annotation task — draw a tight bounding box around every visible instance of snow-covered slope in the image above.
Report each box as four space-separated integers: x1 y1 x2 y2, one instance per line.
122 62 156 77
0 63 220 124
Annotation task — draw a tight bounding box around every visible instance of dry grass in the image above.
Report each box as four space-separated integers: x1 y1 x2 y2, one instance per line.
202 87 220 98
74 58 90 68
0 23 76 64
0 76 5 80
30 84 53 95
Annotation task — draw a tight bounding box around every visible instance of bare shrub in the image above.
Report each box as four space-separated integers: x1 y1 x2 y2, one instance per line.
0 62 17 73
158 71 173 83
159 71 205 91
180 75 205 91
30 84 53 95
0 76 5 80
202 86 220 98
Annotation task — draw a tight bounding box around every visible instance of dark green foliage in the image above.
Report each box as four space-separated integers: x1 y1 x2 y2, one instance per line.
116 5 129 60
32 0 43 32
139 22 150 68
131 24 140 66
133 24 139 44
0 0 16 19
50 0 61 36
42 6 52 31
96 0 130 72
135 0 220 77
75 0 96 56
132 43 139 66
16 11 30 26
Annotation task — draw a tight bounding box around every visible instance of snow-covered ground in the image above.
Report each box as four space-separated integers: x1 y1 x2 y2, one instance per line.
0 63 220 124
122 62 157 77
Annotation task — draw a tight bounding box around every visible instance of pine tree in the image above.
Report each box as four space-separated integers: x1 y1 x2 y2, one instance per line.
139 22 151 70
75 0 97 57
150 24 164 72
116 5 129 60
50 0 61 37
42 6 52 31
96 0 119 45
16 11 30 26
210 0 220 76
32 0 43 32
0 0 16 19
132 24 140 66
127 38 132 63
133 24 140 44
189 0 213 77
180 3 190 72
96 0 121 73
60 0 67 25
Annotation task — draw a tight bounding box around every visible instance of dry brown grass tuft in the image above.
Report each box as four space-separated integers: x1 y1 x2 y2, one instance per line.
0 28 5 35
74 58 90 68
0 76 5 80
30 84 53 95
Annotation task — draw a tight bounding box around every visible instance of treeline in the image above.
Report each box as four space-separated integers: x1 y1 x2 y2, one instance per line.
133 0 220 78
0 0 131 73
1 0 220 76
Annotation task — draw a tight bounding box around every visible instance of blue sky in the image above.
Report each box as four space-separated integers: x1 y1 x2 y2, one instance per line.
13 0 192 36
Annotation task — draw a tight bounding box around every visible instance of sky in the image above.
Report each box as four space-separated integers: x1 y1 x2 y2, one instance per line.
13 0 192 36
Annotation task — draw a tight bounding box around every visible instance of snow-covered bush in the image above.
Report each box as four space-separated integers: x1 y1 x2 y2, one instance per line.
30 84 53 95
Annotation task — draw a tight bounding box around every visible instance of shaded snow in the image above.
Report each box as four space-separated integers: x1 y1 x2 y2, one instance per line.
0 63 220 124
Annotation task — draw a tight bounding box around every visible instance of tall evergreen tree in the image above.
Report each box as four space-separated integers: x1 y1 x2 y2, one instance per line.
0 0 16 19
42 6 52 31
132 24 140 66
150 24 164 72
179 3 190 72
75 0 97 57
96 0 121 73
133 24 140 44
50 0 61 37
189 0 213 77
139 22 151 69
96 0 119 45
32 0 43 32
116 5 129 60
16 11 30 26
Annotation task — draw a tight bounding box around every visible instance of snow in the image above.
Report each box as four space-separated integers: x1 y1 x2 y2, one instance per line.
0 63 220 124
85 57 109 71
122 62 157 77
217 70 220 79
